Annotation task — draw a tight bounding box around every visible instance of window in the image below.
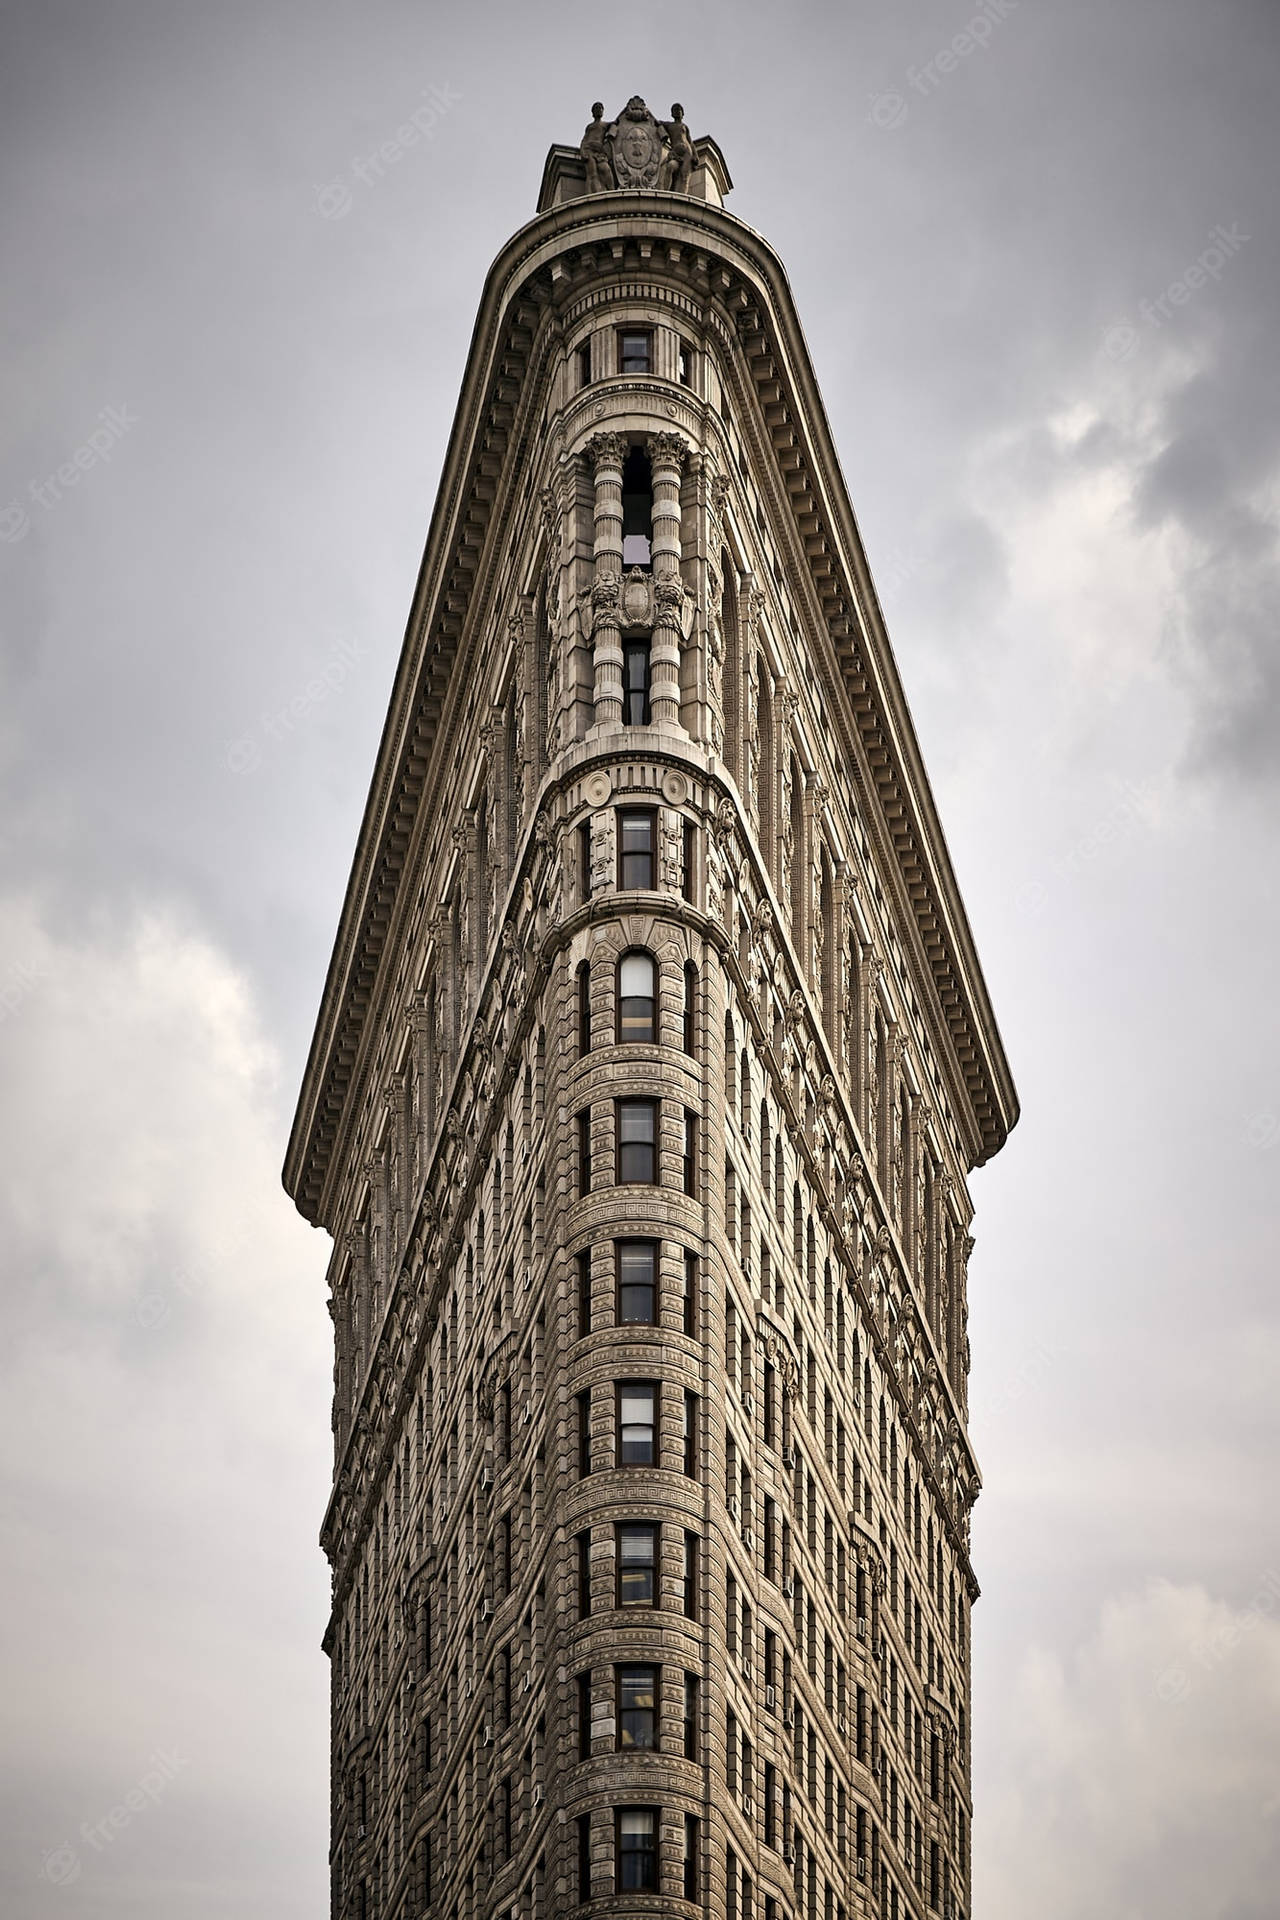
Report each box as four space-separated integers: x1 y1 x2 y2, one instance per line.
576 1249 592 1339
620 443 653 565
682 818 696 902
617 950 656 1043
617 1382 658 1465
578 819 592 899
682 961 697 1053
617 1099 657 1183
683 1250 698 1338
619 330 653 375
616 1807 658 1892
622 637 652 724
577 1390 592 1477
616 1664 658 1748
577 1109 592 1196
577 959 592 1056
683 1812 700 1901
616 1523 657 1606
682 1110 697 1196
497 1513 512 1597
678 339 693 388
616 1239 657 1324
683 1529 699 1619
683 1390 699 1476
577 339 593 388
578 1814 591 1901
618 809 655 888
577 1530 592 1617
683 1673 699 1759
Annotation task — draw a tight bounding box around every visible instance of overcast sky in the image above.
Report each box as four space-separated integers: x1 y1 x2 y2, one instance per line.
2 2 1277 1915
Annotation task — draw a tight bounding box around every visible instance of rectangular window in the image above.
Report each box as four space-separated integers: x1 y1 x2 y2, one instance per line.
617 809 655 889
683 960 697 1052
577 339 593 388
683 1672 699 1760
683 1812 700 1901
683 1250 698 1338
683 1109 697 1196
579 819 592 899
683 1529 699 1620
578 1814 591 1902
683 1390 699 1477
616 1239 657 1324
622 637 652 725
616 1522 657 1607
616 1663 658 1749
617 1098 657 1183
577 1530 592 1618
577 1390 592 1477
618 329 653 375
578 960 592 1056
617 1381 658 1466
577 1108 592 1197
682 819 696 903
678 339 693 388
616 1806 658 1892
576 1249 592 1339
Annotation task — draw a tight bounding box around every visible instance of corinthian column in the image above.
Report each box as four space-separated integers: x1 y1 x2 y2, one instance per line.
646 431 688 729
585 432 625 729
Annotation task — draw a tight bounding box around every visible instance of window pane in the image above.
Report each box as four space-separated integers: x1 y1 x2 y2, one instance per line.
618 1806 657 1890
618 1099 656 1183
620 332 652 373
619 1383 656 1465
618 1666 657 1748
617 1524 656 1605
619 811 655 889
617 1239 656 1324
622 639 651 723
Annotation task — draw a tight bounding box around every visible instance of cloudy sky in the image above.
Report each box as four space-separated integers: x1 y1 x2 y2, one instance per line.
2 1 1277 1914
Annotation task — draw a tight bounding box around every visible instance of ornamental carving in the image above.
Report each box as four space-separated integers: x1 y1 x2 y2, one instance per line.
609 96 665 189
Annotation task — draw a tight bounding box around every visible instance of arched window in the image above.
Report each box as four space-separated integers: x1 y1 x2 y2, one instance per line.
617 950 657 1044
683 962 697 1055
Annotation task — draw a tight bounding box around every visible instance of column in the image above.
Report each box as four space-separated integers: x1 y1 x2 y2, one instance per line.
586 432 625 729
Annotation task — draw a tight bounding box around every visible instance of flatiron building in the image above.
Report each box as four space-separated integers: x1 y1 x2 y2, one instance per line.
285 95 1018 1920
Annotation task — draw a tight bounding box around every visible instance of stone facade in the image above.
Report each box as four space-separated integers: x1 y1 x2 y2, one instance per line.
284 98 1017 1920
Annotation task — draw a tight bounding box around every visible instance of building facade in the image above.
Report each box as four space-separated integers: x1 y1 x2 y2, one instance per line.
284 97 1017 1920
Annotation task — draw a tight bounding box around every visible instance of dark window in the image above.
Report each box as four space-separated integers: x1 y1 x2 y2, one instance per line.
620 443 653 566
683 1529 699 1619
683 961 697 1052
577 1249 592 1339
678 340 693 388
578 339 593 388
619 330 653 375
683 1109 697 1197
578 1814 591 1901
579 819 592 898
682 818 696 902
616 1239 657 1324
578 959 592 1056
616 1806 658 1892
683 1812 700 1901
577 1109 592 1196
617 1381 658 1465
577 1390 592 1477
622 637 652 724
617 1098 657 1183
497 1513 512 1596
683 1250 698 1338
617 949 656 1043
683 1390 699 1476
577 1530 592 1617
578 1672 591 1759
684 1672 699 1759
618 809 656 889
500 1774 513 1859
616 1664 658 1748
616 1523 657 1607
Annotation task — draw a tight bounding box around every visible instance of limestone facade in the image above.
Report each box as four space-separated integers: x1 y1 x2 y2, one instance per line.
285 98 1017 1920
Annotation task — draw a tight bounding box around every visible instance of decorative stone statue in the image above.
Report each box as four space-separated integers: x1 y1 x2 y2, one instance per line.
661 103 694 192
580 102 614 193
608 95 664 189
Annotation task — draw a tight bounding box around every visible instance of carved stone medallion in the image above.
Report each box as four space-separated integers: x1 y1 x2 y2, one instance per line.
609 97 664 189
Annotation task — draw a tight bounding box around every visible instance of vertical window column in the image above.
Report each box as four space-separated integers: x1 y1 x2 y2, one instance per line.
646 431 689 729
586 432 625 729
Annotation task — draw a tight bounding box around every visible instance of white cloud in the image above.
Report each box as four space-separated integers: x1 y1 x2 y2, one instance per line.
0 894 330 1918
980 1580 1280 1920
